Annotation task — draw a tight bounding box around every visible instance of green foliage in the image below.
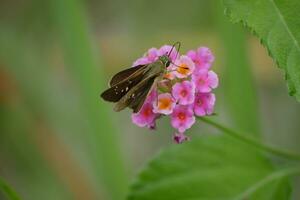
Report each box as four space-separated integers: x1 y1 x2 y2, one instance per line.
0 177 21 200
223 0 300 101
128 135 294 200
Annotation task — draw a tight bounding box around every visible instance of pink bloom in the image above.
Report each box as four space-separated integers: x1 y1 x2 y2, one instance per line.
165 61 183 80
171 105 195 133
128 44 218 143
172 81 195 105
132 102 158 128
146 89 158 103
173 132 190 144
153 93 176 115
192 69 218 93
133 45 178 66
172 55 195 78
164 65 177 80
132 48 159 66
147 121 157 130
193 93 216 116
158 45 179 61
164 71 176 80
146 48 159 62
131 89 159 129
187 47 214 70
133 57 151 66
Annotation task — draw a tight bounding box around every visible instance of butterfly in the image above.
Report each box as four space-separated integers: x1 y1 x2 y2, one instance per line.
100 42 181 113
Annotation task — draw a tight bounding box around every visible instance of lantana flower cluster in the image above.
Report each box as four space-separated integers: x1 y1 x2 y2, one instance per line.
131 45 218 143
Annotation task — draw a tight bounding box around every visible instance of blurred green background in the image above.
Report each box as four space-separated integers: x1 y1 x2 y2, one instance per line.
0 0 299 199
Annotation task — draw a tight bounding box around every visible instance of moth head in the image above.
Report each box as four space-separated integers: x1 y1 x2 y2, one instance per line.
159 54 171 67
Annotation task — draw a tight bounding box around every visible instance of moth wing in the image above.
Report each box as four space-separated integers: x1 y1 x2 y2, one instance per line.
100 66 146 102
114 75 157 113
129 77 158 113
109 65 147 87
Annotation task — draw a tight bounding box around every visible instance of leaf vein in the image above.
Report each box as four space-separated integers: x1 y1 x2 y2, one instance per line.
269 0 300 53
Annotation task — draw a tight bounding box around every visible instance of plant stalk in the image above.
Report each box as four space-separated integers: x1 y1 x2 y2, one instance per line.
198 117 300 161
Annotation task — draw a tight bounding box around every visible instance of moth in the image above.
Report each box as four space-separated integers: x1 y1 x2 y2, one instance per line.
100 42 181 113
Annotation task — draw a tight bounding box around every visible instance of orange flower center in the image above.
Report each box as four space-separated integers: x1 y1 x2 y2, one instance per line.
158 98 172 110
164 73 172 79
177 63 190 75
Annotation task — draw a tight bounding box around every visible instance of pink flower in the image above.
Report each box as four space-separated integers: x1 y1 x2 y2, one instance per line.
193 93 216 116
133 45 178 66
125 44 218 143
131 102 158 128
172 55 195 78
187 47 214 70
164 64 177 80
146 89 158 103
132 48 159 66
172 81 195 105
146 48 159 62
192 69 218 93
133 57 151 66
131 89 159 129
173 132 190 144
158 45 179 61
153 93 176 115
171 105 195 133
164 71 176 80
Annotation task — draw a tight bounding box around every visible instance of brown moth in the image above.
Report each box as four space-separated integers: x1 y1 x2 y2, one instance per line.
100 42 180 113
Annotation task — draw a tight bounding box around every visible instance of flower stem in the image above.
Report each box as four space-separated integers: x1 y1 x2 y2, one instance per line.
198 117 300 161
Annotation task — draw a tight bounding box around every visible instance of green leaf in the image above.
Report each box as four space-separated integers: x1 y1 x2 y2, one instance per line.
0 177 21 200
128 136 294 200
223 0 300 101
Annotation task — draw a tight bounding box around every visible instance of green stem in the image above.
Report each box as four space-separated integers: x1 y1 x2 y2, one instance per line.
235 166 300 200
0 177 21 200
198 117 300 161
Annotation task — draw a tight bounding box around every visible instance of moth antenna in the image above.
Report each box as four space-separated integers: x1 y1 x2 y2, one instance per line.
167 68 188 73
169 61 189 70
174 42 181 60
167 41 181 58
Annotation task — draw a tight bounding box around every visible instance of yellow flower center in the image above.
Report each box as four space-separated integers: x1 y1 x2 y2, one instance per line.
164 73 172 79
177 63 190 75
158 98 172 110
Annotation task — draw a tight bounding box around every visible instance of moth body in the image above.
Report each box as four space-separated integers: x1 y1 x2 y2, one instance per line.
101 54 173 113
